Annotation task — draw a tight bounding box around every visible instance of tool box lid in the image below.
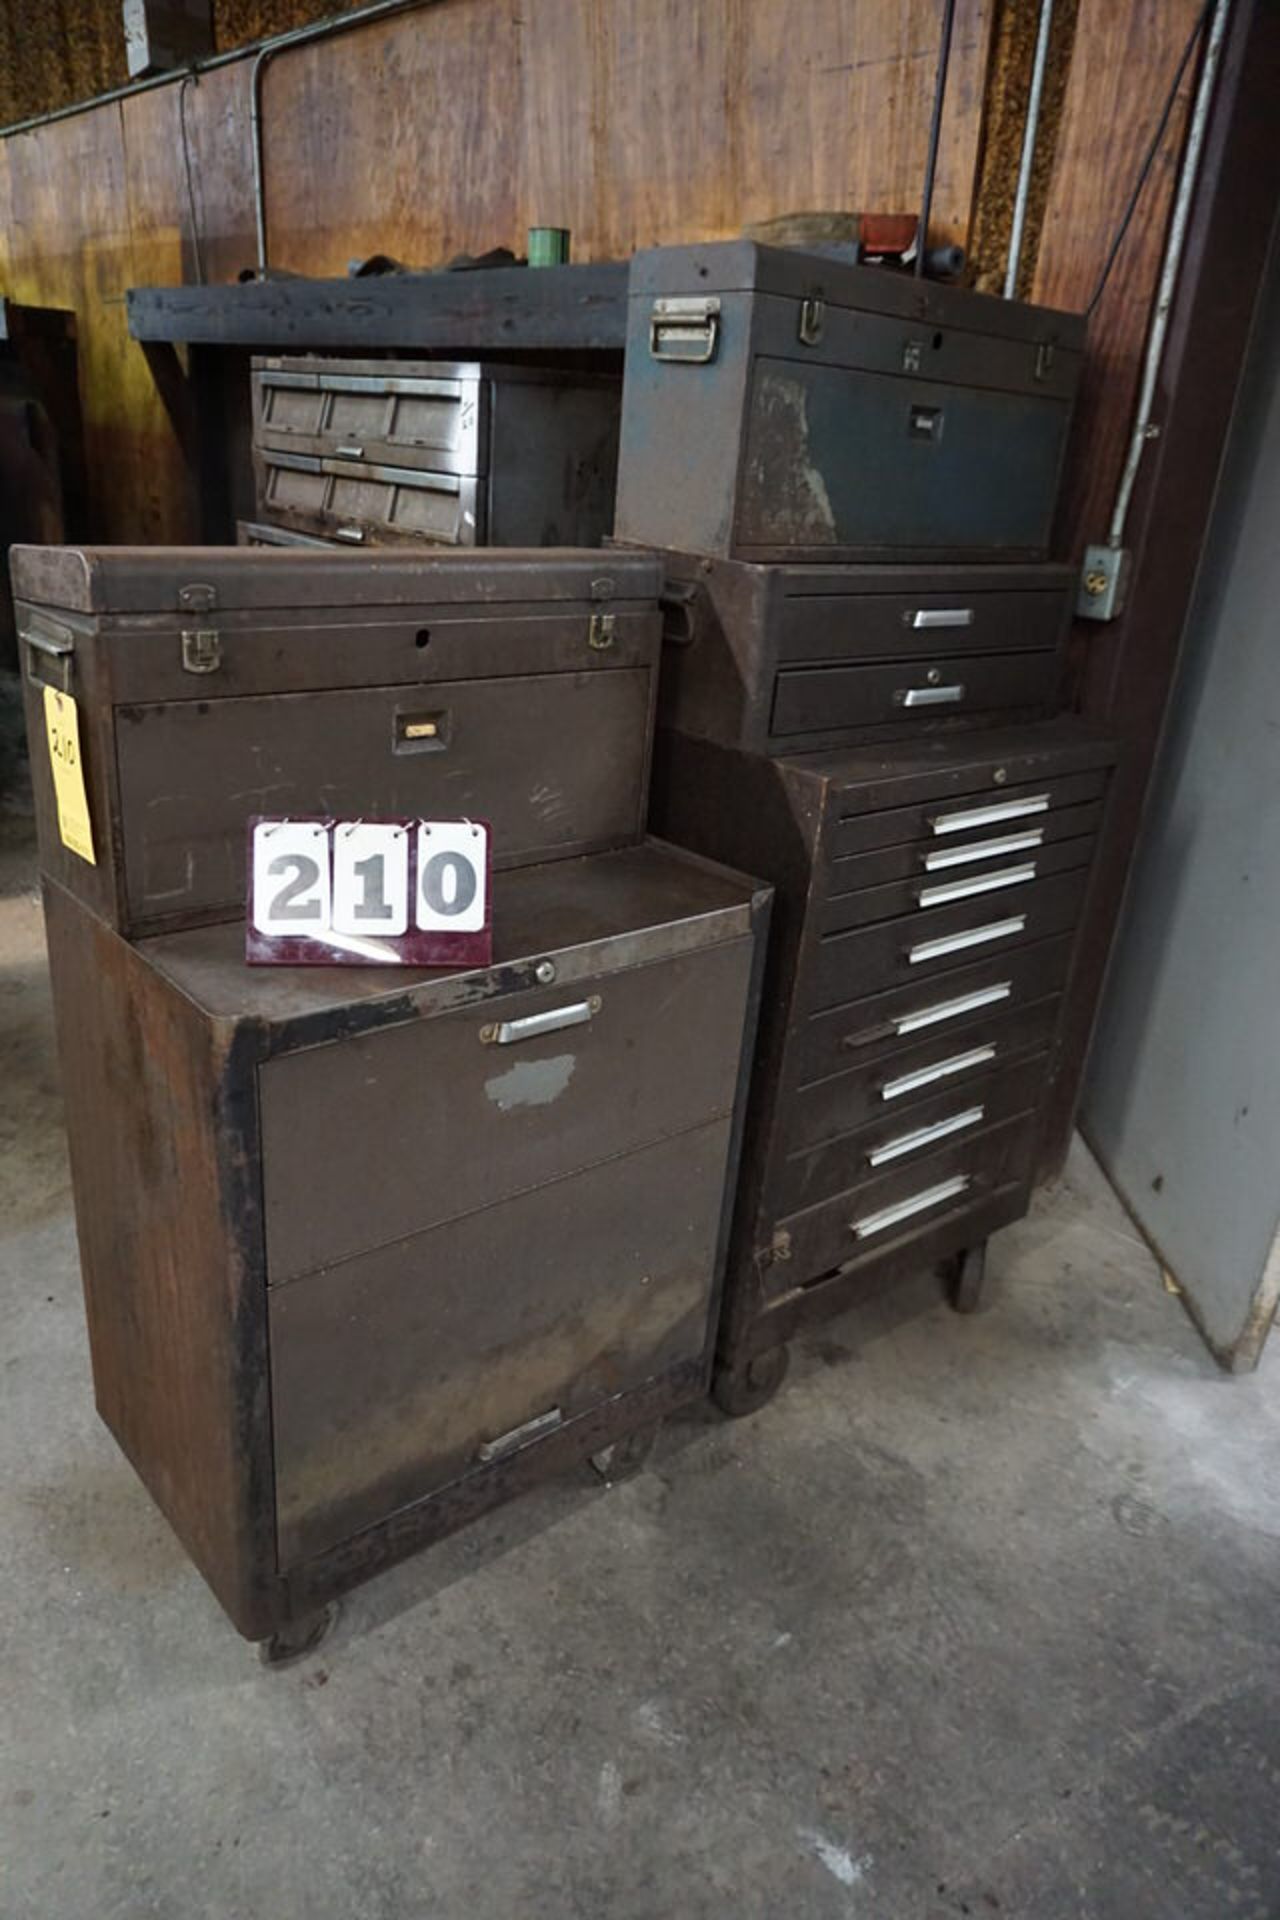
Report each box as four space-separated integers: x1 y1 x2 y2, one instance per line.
628 240 1087 350
10 546 662 617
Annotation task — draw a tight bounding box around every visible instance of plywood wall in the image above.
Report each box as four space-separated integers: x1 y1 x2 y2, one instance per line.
0 0 1206 552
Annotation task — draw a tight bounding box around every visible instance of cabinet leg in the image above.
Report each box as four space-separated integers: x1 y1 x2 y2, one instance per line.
257 1601 339 1668
589 1421 659 1485
948 1241 988 1315
711 1343 790 1418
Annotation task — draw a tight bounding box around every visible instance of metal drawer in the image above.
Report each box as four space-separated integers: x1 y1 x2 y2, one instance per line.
826 767 1108 861
776 1051 1048 1217
772 1112 1037 1291
270 1116 732 1566
236 519 337 549
776 585 1069 664
259 935 754 1286
253 363 487 476
257 448 483 548
771 650 1061 739
792 933 1075 1087
810 868 1090 1008
824 795 1105 897
786 995 1058 1158
817 831 1093 937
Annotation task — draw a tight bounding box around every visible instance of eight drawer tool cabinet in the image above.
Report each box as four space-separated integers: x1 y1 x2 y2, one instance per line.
15 543 771 1652
653 721 1117 1412
250 355 620 551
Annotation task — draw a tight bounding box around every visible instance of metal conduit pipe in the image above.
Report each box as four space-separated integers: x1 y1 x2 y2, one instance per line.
1107 0 1231 549
1003 0 1054 299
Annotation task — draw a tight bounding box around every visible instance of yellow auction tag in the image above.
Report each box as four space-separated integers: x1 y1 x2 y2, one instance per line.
43 684 96 865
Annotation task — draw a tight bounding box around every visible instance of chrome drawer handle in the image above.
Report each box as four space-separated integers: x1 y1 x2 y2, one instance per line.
899 683 965 707
852 1175 970 1240
931 793 1050 835
910 607 973 629
892 982 1012 1035
334 525 367 543
649 295 721 362
480 997 600 1045
868 1105 985 1167
335 442 365 459
908 915 1026 964
923 828 1044 870
881 1044 996 1102
917 862 1037 908
476 1405 562 1463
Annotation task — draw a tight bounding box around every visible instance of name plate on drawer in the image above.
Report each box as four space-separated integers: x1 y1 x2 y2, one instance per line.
246 816 491 968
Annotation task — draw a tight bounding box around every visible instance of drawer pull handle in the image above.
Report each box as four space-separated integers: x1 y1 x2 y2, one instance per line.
908 915 1026 964
882 1044 996 1102
852 1175 971 1240
891 981 1012 1036
899 683 965 708
917 862 1037 908
868 1105 986 1167
480 998 600 1045
336 442 365 459
476 1405 562 1463
923 828 1044 870
931 793 1050 835
910 608 974 629
334 525 367 544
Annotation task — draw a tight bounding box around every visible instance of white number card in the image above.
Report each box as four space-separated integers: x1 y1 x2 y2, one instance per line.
246 817 492 968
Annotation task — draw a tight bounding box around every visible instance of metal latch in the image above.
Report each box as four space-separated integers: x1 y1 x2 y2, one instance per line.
649 296 721 364
798 295 825 346
1035 339 1056 382
588 611 616 651
763 1229 793 1267
178 582 221 675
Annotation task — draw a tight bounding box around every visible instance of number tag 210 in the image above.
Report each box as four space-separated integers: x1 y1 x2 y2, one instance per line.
246 817 492 968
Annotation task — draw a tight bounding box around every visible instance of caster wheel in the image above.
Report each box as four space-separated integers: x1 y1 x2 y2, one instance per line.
947 1241 988 1315
712 1343 790 1418
589 1422 659 1485
257 1601 338 1668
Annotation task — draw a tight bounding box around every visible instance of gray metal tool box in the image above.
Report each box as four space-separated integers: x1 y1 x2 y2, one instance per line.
14 545 662 940
614 242 1086 563
251 356 620 550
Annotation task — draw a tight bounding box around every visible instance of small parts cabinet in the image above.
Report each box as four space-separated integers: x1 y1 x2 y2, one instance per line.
43 844 769 1647
651 719 1117 1413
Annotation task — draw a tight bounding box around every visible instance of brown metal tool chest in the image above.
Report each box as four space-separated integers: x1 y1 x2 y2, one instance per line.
653 552 1074 754
43 842 769 1645
614 241 1085 564
14 545 661 940
651 717 1116 1412
250 356 620 550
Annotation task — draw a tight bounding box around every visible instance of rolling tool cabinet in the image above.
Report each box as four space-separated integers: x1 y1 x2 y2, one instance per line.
14 545 661 941
651 719 1116 1412
250 356 620 550
614 241 1086 564
43 844 769 1647
654 554 1074 754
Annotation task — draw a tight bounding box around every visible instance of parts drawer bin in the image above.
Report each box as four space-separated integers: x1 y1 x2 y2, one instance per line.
43 841 770 1643
615 241 1085 563
651 718 1116 1408
14 545 662 939
656 554 1074 753
251 356 620 550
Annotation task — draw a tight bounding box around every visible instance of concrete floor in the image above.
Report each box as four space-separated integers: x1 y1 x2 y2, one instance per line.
2 802 1278 1920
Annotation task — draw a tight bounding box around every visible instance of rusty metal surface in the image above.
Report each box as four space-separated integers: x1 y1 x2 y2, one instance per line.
270 1119 732 1565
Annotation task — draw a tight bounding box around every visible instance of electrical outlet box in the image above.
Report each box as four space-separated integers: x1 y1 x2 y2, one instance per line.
1077 544 1130 622
123 0 214 79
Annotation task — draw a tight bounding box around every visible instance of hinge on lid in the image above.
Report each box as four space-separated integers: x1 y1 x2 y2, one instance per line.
179 582 221 675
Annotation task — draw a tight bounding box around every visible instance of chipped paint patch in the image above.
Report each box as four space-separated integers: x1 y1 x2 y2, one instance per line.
484 1053 576 1112
597 1759 623 1827
798 1828 872 1889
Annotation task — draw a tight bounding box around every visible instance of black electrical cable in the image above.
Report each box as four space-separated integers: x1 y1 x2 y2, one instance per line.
1084 0 1211 317
917 0 958 277
178 74 205 287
